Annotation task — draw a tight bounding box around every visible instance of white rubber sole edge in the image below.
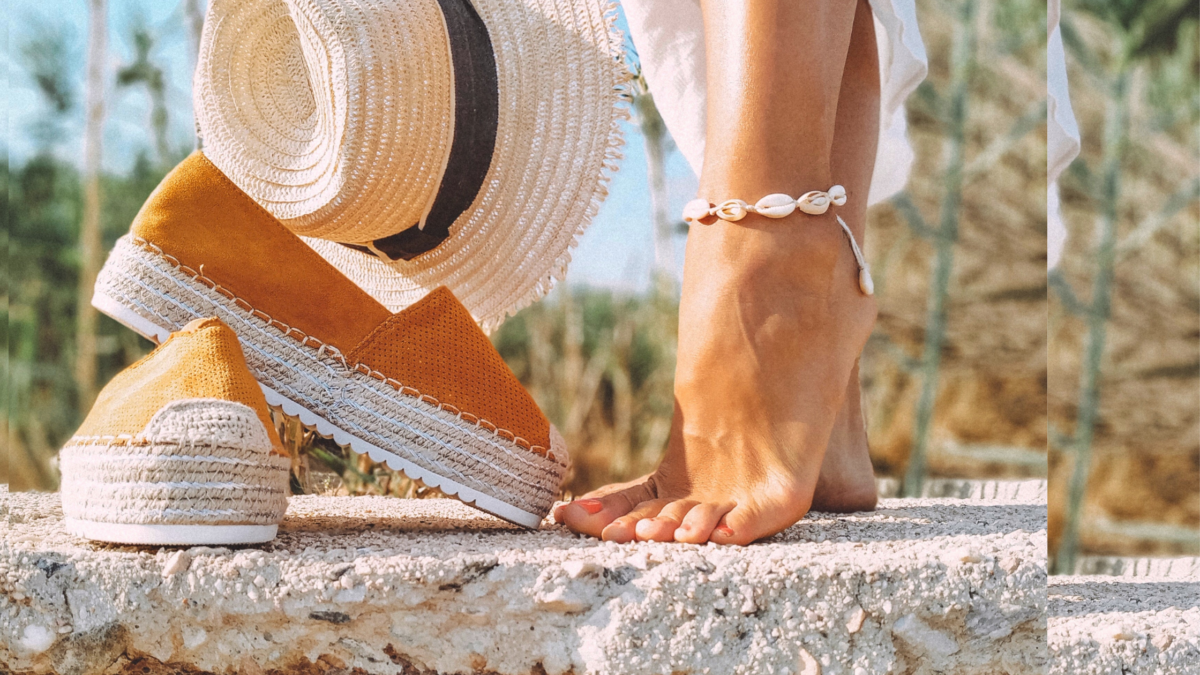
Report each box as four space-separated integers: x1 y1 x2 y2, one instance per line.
65 517 277 546
93 291 546 530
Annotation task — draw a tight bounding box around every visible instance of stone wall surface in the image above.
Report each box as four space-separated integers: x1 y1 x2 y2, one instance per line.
1048 559 1200 675
0 487 1047 675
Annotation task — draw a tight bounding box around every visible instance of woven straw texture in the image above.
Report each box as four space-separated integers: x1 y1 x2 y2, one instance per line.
194 0 453 240
194 0 629 332
95 234 568 517
61 399 290 526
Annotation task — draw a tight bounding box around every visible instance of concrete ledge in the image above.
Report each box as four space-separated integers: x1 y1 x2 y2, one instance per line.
1 488 1046 675
1049 561 1199 675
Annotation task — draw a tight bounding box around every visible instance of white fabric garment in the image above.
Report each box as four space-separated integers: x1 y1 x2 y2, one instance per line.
619 0 929 205
1047 0 1081 182
1047 0 1081 269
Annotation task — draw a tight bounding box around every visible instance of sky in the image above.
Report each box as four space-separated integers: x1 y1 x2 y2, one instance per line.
5 0 698 293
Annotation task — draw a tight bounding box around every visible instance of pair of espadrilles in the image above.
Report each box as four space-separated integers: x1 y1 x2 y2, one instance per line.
60 154 569 545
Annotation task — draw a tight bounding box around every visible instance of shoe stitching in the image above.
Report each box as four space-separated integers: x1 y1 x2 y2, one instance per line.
69 479 287 491
128 235 564 466
61 450 283 468
62 436 292 466
64 434 289 453
70 508 274 515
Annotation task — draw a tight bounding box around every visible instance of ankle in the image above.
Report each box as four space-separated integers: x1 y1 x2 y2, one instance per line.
688 212 850 287
698 168 835 202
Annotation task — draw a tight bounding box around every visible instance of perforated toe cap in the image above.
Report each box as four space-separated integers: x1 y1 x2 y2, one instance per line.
346 287 553 454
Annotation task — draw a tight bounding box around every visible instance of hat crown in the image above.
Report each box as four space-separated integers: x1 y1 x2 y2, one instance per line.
194 0 629 331
196 0 455 243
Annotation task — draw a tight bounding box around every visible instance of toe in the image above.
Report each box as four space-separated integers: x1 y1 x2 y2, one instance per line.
634 500 698 542
552 499 585 523
602 498 671 543
560 481 655 538
709 505 771 546
674 502 733 544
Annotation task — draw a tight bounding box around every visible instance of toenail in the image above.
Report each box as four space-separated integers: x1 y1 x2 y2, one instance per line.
576 499 603 515
716 525 734 537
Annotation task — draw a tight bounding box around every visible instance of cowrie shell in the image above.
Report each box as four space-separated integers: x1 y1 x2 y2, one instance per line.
713 199 749 221
754 193 797 218
829 184 848 206
797 191 831 215
859 266 875 296
682 198 712 224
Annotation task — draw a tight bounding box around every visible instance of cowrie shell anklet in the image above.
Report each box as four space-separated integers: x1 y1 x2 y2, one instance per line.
681 185 874 296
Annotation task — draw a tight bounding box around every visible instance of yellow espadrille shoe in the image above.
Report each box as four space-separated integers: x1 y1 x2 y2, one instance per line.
60 317 291 545
92 153 567 528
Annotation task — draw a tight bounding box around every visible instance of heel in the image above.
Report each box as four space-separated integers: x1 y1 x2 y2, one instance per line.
59 399 290 545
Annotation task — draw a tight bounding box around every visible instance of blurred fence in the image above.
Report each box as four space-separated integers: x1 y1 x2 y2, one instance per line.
1049 0 1199 570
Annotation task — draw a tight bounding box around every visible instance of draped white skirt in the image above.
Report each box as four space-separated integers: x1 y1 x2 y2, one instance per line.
619 0 928 205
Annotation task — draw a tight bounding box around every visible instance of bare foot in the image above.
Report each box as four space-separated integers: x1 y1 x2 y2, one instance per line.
554 366 877 526
556 212 876 545
554 0 882 544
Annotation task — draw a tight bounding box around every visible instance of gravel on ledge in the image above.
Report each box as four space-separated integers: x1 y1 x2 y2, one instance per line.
1048 560 1199 675
1 487 1046 675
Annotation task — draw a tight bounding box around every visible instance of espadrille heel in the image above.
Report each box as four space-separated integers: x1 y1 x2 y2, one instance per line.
59 319 290 545
93 154 568 529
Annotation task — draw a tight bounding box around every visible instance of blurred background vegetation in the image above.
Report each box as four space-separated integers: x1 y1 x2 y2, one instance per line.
1049 0 1199 571
2 0 1194 563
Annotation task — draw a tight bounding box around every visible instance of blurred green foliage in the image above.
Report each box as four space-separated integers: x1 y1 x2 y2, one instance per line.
493 286 680 495
7 153 173 489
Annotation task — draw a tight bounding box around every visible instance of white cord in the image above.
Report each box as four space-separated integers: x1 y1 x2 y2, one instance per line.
836 215 874 296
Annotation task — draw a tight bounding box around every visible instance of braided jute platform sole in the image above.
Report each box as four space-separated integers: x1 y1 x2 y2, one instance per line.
60 399 291 545
93 235 567 528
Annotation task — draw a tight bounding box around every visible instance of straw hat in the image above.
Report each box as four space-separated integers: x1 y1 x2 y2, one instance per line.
194 0 628 332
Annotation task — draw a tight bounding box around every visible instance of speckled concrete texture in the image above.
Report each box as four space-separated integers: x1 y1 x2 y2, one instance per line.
1049 560 1199 675
1 486 1046 675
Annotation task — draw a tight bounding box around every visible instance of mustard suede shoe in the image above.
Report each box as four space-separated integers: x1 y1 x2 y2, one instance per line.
91 153 568 528
59 317 291 545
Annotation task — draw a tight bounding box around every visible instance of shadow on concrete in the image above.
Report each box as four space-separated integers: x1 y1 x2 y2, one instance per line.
252 500 1046 555
769 503 1046 544
1048 580 1200 617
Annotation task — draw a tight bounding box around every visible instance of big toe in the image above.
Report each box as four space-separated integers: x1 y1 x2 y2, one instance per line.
559 481 654 538
553 476 650 523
